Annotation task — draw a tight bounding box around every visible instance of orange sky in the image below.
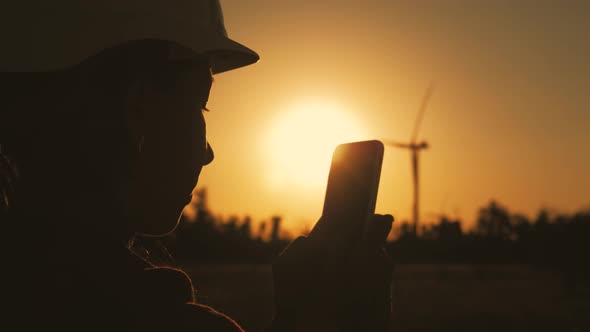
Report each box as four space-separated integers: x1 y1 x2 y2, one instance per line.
193 0 590 234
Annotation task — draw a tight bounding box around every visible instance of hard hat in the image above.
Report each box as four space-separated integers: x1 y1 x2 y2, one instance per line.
0 0 259 74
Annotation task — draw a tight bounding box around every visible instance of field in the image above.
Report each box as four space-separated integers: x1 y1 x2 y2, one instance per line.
184 264 589 332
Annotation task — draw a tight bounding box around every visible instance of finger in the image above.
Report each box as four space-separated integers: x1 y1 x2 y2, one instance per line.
308 215 366 258
366 214 394 246
326 214 393 260
275 236 314 263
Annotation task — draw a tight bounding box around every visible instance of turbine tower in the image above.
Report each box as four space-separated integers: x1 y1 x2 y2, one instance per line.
385 83 435 236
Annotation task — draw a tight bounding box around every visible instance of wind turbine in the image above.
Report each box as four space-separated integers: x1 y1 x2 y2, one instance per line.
384 83 435 236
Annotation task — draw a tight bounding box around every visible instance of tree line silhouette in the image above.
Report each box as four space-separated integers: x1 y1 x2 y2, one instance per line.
392 200 589 266
142 189 588 282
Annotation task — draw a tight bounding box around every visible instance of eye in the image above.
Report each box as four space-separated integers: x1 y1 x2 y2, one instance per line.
200 103 211 112
197 96 210 111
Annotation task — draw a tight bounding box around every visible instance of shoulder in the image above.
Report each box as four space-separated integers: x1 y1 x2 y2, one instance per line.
142 266 195 303
137 302 244 332
139 267 244 331
182 303 244 332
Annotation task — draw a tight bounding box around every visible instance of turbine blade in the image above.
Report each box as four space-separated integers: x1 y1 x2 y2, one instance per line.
383 140 411 149
411 82 435 144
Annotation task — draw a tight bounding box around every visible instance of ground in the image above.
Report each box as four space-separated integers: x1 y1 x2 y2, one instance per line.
184 264 589 332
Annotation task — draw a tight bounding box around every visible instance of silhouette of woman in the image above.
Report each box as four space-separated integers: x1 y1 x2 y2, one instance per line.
1 1 393 331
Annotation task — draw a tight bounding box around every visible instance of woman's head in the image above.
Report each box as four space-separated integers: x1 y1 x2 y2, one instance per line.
2 1 260 241
1 40 215 239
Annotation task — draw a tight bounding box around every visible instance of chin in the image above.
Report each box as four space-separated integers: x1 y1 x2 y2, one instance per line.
136 209 183 237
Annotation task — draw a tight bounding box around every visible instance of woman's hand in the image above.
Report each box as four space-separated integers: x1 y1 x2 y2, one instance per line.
269 214 394 332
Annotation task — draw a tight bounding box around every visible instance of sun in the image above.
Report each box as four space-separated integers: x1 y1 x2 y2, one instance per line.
265 99 368 189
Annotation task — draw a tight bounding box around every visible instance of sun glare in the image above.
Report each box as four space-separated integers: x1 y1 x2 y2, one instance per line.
266 100 367 189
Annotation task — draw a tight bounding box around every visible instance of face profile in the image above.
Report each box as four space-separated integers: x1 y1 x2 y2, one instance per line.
129 58 215 236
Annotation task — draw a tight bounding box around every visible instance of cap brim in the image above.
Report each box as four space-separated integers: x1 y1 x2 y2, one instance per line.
0 2 260 73
207 36 260 75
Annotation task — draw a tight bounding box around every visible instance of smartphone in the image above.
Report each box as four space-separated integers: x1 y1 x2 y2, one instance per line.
309 140 384 241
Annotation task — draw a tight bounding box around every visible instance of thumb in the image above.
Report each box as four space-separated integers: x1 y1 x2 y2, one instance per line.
366 214 394 246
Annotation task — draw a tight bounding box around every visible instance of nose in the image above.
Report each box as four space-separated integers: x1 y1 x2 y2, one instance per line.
204 142 214 165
